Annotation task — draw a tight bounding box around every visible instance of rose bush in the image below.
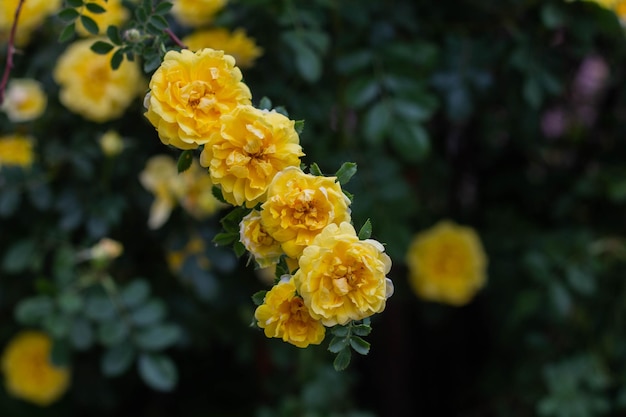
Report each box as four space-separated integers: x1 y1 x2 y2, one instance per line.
2 0 626 416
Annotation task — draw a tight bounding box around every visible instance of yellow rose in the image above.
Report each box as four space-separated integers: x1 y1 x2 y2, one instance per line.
75 0 129 36
200 105 304 207
171 0 226 27
405 220 487 306
54 38 144 123
1 331 70 406
240 210 285 268
0 134 34 169
294 222 392 327
1 79 47 122
144 48 251 150
0 0 61 46
183 28 263 68
260 167 351 258
254 277 326 348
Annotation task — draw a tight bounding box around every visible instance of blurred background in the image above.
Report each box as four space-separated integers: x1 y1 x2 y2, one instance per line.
1 0 626 416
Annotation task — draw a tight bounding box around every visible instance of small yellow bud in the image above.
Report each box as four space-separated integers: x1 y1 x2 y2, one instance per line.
99 130 124 157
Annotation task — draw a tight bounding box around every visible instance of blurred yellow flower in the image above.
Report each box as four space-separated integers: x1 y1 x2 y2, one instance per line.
90 237 124 261
139 155 178 229
240 210 285 268
0 134 34 169
139 155 224 229
406 220 487 306
167 235 210 274
200 105 304 207
144 48 251 150
183 28 263 68
589 0 626 18
255 277 326 348
172 158 226 220
1 331 70 406
75 0 129 36
1 79 47 122
0 0 61 46
260 167 351 259
171 0 226 27
294 222 393 327
53 38 144 123
99 130 124 156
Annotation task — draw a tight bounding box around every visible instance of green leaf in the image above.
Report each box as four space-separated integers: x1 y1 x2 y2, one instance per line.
15 296 54 325
363 101 392 145
70 317 94 350
0 187 20 217
391 97 437 122
57 291 84 314
58 22 76 42
233 241 246 258
143 52 162 73
345 77 379 109
335 162 357 185
154 1 173 14
90 40 114 54
349 336 371 355
43 314 70 338
58 8 80 21
80 14 99 35
333 348 352 371
219 206 250 232
252 290 267 306
84 295 116 321
352 324 372 337
3 239 37 273
110 48 124 70
389 123 430 163
294 120 305 134
106 25 122 45
85 2 106 13
50 339 71 367
309 163 323 176
148 15 168 30
121 279 150 309
135 324 181 351
135 5 148 22
138 353 178 392
330 325 349 337
258 96 272 110
98 320 130 346
177 150 194 173
358 219 372 240
328 336 349 353
213 232 238 246
130 299 166 327
541 2 566 29
211 185 227 204
101 342 135 377
295 43 322 82
66 0 84 7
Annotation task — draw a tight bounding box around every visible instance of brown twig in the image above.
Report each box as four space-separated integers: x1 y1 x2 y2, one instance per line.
0 0 26 106
164 28 187 50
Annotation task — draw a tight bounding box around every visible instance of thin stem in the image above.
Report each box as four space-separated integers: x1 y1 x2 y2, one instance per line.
0 0 26 105
164 28 186 49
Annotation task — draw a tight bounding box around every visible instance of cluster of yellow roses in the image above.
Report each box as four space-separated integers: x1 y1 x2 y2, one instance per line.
143 47 394 348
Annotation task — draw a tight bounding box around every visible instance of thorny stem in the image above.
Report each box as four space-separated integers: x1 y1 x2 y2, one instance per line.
164 28 186 49
0 0 26 106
